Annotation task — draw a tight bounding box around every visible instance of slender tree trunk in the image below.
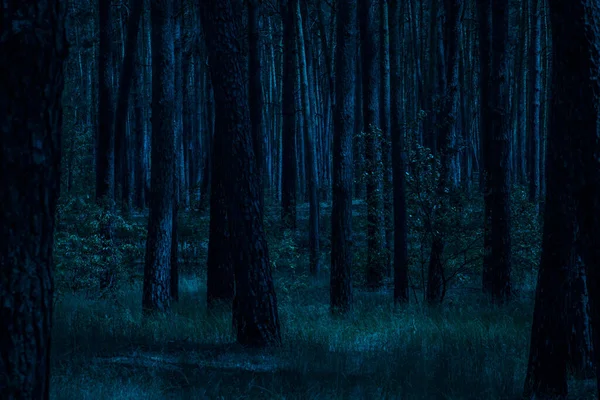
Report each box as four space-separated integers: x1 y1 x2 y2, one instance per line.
249 0 265 219
114 0 144 211
426 0 462 305
360 0 385 289
143 0 175 314
488 0 512 303
295 0 320 276
527 0 541 210
389 0 409 304
331 0 356 315
379 0 393 274
281 0 298 230
0 3 67 398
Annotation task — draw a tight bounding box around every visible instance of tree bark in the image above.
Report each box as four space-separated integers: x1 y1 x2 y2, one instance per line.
200 0 281 347
143 0 175 314
0 2 67 398
331 0 356 315
389 0 409 304
281 0 298 230
359 0 386 290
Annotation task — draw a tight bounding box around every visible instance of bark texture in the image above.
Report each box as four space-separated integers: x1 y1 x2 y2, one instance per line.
330 0 356 315
0 2 67 398
200 0 281 347
143 0 175 314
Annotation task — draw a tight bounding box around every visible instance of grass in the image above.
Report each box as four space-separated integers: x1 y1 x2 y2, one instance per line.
50 199 595 399
51 270 535 399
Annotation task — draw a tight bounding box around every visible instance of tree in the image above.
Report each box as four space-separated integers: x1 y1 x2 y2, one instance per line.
200 0 281 347
426 0 463 304
249 0 265 218
295 0 321 276
479 0 512 303
330 0 356 315
142 0 175 314
281 0 298 230
206 111 235 308
389 0 409 304
359 0 386 289
114 0 144 210
0 1 67 397
524 1 600 396
96 0 115 204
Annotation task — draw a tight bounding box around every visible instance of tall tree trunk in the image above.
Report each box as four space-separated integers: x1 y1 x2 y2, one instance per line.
142 0 175 314
0 3 67 398
379 0 393 274
249 0 265 219
114 0 144 211
97 0 117 290
426 0 462 305
206 112 235 307
330 0 356 315
527 0 541 209
560 1 600 395
389 0 409 304
295 0 321 276
488 0 512 303
96 0 115 203
360 0 385 289
200 0 281 347
281 0 298 230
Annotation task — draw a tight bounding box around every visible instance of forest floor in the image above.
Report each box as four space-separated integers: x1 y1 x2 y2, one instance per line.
49 201 597 399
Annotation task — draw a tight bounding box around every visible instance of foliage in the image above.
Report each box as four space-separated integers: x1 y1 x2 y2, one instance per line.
54 196 146 298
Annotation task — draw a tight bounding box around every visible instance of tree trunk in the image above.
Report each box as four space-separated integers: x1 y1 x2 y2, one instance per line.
281 0 298 230
426 0 462 305
389 0 409 304
488 0 512 303
331 0 356 315
359 0 385 290
206 111 235 307
249 0 265 219
527 0 541 209
379 0 393 274
0 3 67 398
295 0 321 276
200 0 281 347
114 0 144 211
142 0 175 314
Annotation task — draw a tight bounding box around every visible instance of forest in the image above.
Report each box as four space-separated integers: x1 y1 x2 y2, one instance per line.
1 0 600 399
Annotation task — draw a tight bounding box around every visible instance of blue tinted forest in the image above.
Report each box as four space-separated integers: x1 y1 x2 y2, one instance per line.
1 0 600 399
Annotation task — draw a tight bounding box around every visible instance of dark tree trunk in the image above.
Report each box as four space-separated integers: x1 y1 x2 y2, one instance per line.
200 0 281 347
527 0 541 209
488 0 512 303
114 0 144 210
359 0 385 290
96 0 116 204
426 0 462 305
566 250 594 378
133 40 147 210
330 0 356 315
0 3 67 398
478 0 493 294
96 0 117 290
524 2 600 396
389 0 409 304
170 1 183 303
556 1 600 395
379 0 393 274
143 0 175 314
281 0 298 230
248 0 265 219
206 113 235 307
